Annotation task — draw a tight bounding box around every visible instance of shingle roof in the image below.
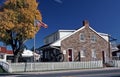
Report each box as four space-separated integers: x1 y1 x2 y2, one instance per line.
0 47 13 54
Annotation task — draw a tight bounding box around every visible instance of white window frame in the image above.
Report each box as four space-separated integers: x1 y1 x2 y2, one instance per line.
80 49 85 58
80 33 85 42
91 49 96 58
91 34 97 43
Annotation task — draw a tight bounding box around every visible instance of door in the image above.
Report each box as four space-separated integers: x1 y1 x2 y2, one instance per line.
68 49 73 61
102 51 105 64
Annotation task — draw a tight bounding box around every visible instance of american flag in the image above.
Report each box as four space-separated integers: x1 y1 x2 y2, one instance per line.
34 19 48 28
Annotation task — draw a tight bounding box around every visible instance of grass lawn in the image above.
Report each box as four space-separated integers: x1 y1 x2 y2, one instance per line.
0 65 7 73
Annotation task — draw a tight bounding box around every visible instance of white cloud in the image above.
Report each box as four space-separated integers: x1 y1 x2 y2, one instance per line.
54 0 63 4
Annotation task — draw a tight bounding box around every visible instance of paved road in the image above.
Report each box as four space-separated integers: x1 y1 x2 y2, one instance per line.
1 67 120 77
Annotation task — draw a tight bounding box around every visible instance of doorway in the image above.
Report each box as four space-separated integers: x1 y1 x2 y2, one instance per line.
102 51 105 64
68 49 73 61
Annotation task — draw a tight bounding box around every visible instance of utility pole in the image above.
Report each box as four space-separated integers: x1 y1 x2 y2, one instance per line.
108 35 117 60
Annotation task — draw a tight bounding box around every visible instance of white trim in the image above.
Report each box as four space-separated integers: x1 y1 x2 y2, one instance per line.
89 27 109 42
61 26 85 42
91 49 96 58
90 34 97 43
50 26 85 47
80 49 85 58
63 50 66 54
79 33 86 42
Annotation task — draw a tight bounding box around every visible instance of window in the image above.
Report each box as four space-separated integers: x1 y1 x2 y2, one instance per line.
80 33 85 42
0 54 4 59
91 49 96 58
91 34 97 43
63 50 66 54
45 38 49 44
80 50 85 58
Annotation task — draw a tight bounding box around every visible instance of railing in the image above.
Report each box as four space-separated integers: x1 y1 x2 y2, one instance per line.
10 60 103 73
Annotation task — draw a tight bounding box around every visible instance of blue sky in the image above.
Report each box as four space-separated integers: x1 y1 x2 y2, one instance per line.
0 0 120 49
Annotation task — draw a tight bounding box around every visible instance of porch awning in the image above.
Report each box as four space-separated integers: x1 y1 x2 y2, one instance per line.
40 43 60 50
22 49 33 57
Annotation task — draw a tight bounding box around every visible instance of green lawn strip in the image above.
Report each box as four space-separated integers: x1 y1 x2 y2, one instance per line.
0 65 8 73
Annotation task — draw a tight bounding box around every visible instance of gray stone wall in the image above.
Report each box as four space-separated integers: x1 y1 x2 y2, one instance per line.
61 26 109 62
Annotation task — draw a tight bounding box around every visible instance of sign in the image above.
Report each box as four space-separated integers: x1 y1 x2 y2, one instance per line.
63 50 66 54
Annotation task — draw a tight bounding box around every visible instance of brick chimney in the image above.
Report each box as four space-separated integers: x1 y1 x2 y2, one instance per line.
83 20 89 27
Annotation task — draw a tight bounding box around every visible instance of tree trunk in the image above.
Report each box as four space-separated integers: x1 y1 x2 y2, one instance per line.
13 55 19 63
13 51 21 63
12 40 24 63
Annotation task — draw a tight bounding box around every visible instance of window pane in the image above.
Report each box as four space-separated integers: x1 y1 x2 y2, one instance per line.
0 54 4 59
91 49 96 58
80 50 85 58
80 33 85 42
91 34 97 43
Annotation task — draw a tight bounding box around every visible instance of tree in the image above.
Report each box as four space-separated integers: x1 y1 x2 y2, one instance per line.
0 0 44 62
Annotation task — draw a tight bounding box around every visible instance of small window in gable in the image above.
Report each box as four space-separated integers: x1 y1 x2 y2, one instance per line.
80 33 85 42
91 34 97 43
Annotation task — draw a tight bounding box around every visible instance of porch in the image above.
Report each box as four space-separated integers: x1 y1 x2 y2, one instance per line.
40 44 64 62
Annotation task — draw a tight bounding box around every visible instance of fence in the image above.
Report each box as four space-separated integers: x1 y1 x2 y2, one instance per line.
10 60 103 73
106 56 120 67
108 60 120 67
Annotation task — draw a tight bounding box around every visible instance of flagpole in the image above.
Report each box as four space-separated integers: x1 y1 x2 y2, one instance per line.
34 34 36 62
33 17 48 62
33 18 36 62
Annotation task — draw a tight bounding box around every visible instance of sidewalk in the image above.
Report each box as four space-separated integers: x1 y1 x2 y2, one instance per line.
1 67 120 77
7 67 120 75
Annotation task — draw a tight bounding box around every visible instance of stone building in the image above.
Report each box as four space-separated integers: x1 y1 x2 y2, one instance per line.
61 20 110 62
40 20 111 63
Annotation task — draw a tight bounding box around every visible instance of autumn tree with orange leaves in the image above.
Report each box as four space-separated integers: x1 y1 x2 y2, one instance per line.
0 0 43 62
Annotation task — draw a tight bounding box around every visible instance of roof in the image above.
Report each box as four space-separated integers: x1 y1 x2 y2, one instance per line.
44 30 75 39
58 30 75 32
6 50 13 54
39 43 52 49
98 32 109 36
22 49 33 57
89 27 109 42
0 47 13 54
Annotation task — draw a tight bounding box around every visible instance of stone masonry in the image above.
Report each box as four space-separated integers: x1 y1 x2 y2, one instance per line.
61 20 110 62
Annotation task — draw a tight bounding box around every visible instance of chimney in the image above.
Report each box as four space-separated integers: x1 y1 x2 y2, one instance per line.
83 20 89 27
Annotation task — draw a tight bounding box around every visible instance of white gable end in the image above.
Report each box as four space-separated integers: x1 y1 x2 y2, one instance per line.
98 33 109 42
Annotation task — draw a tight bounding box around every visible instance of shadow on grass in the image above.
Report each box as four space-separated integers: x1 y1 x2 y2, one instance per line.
0 65 8 73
